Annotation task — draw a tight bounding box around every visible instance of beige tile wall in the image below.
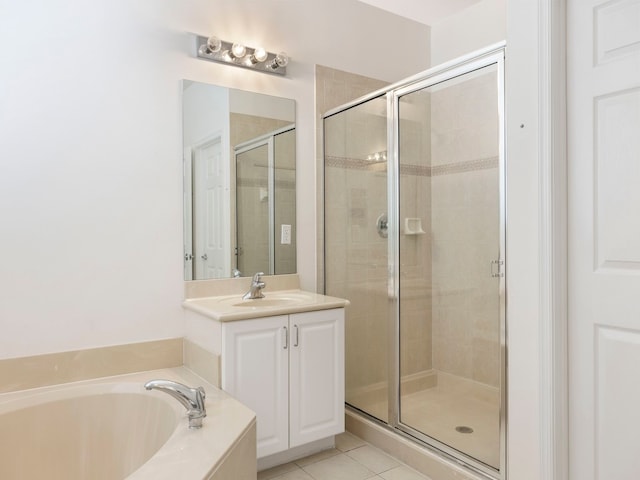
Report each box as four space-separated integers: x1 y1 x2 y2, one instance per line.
429 69 501 387
398 88 433 381
273 128 296 275
321 66 501 408
318 66 390 408
230 113 292 275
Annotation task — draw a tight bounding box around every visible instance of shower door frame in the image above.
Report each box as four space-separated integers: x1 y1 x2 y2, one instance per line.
386 48 506 480
234 124 295 276
322 42 506 480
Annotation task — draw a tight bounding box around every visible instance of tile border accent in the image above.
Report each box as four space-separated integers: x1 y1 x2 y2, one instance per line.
326 155 498 177
0 338 183 394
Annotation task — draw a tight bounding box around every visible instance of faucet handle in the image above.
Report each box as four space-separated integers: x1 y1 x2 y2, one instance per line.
252 272 264 283
197 386 206 401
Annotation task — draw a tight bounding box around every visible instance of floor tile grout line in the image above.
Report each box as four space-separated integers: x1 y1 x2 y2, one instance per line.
261 431 433 480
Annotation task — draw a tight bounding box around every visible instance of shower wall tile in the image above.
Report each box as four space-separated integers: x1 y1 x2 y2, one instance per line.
322 65 501 398
230 113 292 275
430 70 501 388
316 65 389 293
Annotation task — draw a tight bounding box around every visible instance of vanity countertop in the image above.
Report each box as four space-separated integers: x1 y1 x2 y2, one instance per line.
183 289 349 321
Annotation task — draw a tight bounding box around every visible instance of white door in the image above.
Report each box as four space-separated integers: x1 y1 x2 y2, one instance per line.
193 134 230 279
222 315 289 458
289 309 345 448
568 1 640 479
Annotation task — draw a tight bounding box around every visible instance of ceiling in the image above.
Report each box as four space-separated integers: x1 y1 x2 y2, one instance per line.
357 0 482 26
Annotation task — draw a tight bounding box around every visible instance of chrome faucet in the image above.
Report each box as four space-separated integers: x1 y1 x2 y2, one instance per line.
243 272 265 299
144 380 206 429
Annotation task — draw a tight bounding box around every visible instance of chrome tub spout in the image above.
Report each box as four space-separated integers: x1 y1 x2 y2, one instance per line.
144 380 206 429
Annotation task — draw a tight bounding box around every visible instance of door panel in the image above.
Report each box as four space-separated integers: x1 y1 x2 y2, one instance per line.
236 143 271 275
222 315 289 458
568 0 640 478
194 136 229 279
396 63 502 471
323 95 390 423
289 309 345 447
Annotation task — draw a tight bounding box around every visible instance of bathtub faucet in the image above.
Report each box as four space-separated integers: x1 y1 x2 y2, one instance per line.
144 380 206 429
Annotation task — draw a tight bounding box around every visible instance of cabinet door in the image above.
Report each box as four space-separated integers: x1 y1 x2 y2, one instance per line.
222 315 289 458
289 308 345 448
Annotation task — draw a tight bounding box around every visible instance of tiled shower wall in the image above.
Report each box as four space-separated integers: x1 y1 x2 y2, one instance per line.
321 65 501 400
230 113 293 276
429 71 501 387
398 89 434 383
317 66 390 398
273 129 296 275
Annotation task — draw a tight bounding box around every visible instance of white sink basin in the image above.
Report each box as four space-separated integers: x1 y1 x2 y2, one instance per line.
183 289 349 321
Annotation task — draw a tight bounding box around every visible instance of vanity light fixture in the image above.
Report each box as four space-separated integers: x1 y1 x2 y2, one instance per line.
197 35 289 76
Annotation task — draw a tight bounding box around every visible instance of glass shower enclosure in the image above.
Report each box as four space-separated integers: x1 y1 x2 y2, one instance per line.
235 126 296 276
323 46 505 478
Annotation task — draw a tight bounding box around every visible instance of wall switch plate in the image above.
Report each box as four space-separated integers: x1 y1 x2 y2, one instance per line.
281 224 291 245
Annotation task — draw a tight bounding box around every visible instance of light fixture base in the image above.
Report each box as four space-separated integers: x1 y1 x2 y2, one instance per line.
196 36 288 76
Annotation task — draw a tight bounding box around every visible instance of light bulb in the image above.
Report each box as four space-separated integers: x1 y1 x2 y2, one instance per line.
206 36 222 54
269 52 289 69
230 43 246 59
250 47 268 64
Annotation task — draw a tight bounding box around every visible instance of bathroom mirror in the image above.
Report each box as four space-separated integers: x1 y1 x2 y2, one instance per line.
183 80 296 280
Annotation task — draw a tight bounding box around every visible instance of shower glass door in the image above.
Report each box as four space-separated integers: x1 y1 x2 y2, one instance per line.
395 63 503 471
324 47 505 478
236 141 272 275
324 95 390 423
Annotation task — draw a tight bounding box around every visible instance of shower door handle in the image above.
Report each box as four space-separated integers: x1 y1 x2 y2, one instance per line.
491 260 504 278
376 213 388 238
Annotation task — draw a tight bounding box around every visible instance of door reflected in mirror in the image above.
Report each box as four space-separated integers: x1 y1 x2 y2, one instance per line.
183 80 296 280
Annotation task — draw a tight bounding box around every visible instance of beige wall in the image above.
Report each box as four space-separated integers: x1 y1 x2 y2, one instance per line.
1 0 430 360
430 0 506 65
231 113 292 275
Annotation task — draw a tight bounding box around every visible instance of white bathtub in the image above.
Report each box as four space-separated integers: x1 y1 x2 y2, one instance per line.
0 368 256 480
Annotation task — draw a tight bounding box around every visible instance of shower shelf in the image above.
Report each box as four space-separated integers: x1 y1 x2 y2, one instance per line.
403 218 426 235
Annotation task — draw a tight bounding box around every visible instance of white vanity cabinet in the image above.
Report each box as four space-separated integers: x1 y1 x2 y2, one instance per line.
221 308 345 459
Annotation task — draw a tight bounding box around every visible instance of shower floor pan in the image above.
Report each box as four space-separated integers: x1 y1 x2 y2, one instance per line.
349 371 500 469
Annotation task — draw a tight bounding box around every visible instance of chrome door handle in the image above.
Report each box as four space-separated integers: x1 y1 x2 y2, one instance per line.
293 325 299 347
201 253 208 260
283 326 288 349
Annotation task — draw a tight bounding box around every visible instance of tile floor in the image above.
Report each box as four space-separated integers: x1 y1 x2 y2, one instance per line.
257 432 432 480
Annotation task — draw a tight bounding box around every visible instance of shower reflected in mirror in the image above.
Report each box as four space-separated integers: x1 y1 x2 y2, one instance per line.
182 80 296 280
